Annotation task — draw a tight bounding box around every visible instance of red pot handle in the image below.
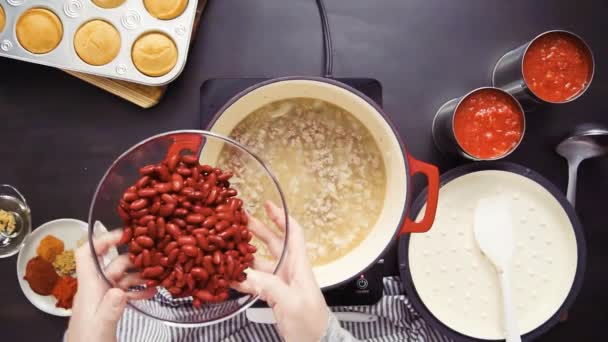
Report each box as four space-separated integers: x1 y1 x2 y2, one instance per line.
165 133 203 162
398 155 440 235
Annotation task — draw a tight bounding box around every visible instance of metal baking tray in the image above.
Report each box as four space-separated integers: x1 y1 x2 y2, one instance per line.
0 0 197 86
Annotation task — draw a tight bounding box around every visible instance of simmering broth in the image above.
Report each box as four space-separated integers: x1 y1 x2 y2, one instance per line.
218 98 386 266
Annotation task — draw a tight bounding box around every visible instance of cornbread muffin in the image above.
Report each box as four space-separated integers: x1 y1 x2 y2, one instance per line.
144 0 188 20
131 32 178 77
92 0 126 9
16 8 63 54
74 20 121 66
0 5 6 33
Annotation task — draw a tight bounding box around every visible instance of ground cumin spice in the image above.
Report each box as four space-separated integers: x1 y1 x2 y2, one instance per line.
37 235 64 262
24 256 59 295
52 276 77 309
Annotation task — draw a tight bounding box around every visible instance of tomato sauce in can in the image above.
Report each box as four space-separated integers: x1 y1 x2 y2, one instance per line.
523 31 593 103
454 89 524 160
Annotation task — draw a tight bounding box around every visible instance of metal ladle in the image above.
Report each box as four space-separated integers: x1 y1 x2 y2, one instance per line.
556 124 608 206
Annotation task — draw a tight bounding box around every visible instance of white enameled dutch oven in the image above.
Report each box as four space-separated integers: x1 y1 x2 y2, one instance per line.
207 77 440 289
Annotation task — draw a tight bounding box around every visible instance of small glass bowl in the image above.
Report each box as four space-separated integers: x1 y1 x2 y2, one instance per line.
88 130 288 327
0 184 31 258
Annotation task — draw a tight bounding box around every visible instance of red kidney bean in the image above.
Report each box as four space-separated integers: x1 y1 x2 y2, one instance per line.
180 187 194 196
171 173 184 192
149 201 160 215
134 253 144 268
208 235 226 248
215 204 229 212
171 218 187 228
174 208 188 217
217 171 233 182
184 259 195 273
196 234 209 249
177 167 192 177
142 266 164 279
130 208 150 219
186 213 203 224
181 154 198 165
200 183 211 198
175 265 185 281
215 220 230 231
134 226 148 237
147 221 157 239
226 255 235 277
217 278 228 289
198 164 213 173
142 249 151 267
177 252 188 264
178 235 196 246
152 182 171 193
195 289 214 302
146 280 159 288
163 241 178 255
167 248 180 265
119 228 133 245
117 206 130 222
202 256 215 275
159 203 176 217
161 277 173 288
129 240 143 254
153 164 170 182
237 242 250 256
212 250 222 265
226 189 237 197
206 172 218 185
160 193 176 204
137 215 155 226
191 168 200 181
182 244 198 257
216 212 233 222
130 198 148 211
122 191 138 203
206 188 219 205
167 153 181 171
193 228 209 236
181 201 193 209
244 253 254 262
135 236 154 248
168 287 182 296
138 164 156 176
191 267 209 281
192 205 203 214
202 216 217 228
186 273 195 291
137 188 157 198
156 217 166 237
160 256 169 267
200 207 214 216
192 298 202 309
135 176 151 189
226 242 235 250
241 213 248 225
166 223 182 240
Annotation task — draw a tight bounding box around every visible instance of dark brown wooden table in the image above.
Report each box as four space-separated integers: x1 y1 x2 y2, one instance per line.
0 0 606 340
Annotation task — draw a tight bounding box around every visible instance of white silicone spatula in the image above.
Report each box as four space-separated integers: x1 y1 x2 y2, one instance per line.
474 197 521 342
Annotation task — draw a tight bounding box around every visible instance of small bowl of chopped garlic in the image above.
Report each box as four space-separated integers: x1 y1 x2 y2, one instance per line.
0 184 31 258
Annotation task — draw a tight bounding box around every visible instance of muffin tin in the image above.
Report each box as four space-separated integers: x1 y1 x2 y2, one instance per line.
0 0 198 86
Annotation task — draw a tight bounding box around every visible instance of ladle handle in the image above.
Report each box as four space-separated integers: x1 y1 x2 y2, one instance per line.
566 159 581 207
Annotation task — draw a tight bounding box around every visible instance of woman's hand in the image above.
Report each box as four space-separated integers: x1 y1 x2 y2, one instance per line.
67 231 154 342
232 202 329 342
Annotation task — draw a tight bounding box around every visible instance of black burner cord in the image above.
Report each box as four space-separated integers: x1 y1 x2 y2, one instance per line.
315 0 333 78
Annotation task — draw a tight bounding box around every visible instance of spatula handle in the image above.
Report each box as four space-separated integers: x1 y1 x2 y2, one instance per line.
500 269 522 342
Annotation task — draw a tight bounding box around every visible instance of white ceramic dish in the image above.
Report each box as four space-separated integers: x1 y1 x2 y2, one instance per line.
16 218 88 317
408 170 578 340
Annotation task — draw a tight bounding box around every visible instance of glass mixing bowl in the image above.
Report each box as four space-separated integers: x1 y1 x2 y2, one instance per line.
88 130 288 327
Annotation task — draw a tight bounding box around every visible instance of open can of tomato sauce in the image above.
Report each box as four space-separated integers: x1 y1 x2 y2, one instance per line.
432 87 526 160
493 30 594 109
